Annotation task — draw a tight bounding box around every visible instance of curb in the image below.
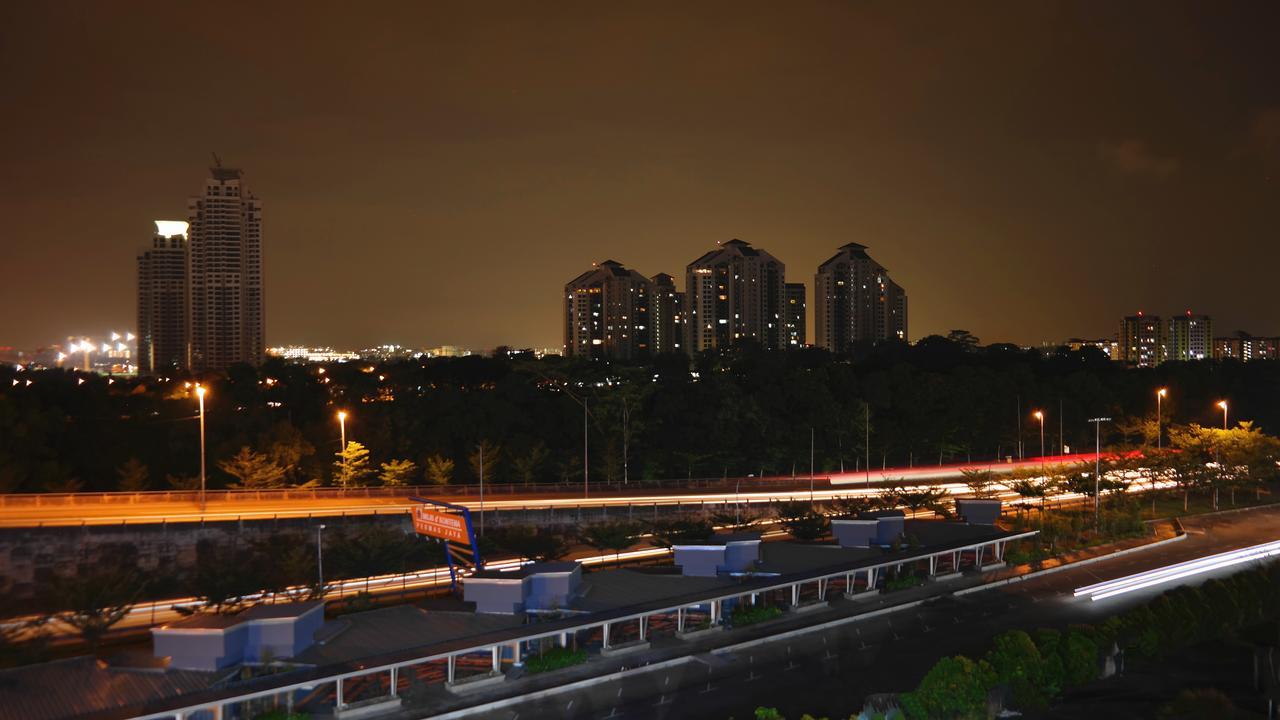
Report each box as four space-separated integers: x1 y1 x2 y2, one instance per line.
425 655 697 720
421 530 1188 717
954 530 1187 596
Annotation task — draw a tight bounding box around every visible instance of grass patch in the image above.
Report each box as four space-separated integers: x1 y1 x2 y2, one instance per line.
524 646 587 674
732 604 783 627
884 574 925 592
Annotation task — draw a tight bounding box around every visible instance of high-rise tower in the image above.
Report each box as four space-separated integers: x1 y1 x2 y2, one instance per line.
684 239 786 351
188 164 264 370
814 243 906 352
136 221 190 375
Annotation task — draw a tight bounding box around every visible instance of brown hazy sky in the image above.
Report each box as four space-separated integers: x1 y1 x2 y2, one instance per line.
2 1 1278 352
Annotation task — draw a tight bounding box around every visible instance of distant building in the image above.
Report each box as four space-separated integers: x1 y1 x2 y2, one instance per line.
1213 332 1280 361
266 346 360 363
136 221 190 375
1063 337 1117 359
650 273 685 354
814 243 907 352
425 345 473 358
188 164 265 371
563 260 651 360
685 239 786 351
784 283 806 346
1166 311 1213 361
1118 313 1164 367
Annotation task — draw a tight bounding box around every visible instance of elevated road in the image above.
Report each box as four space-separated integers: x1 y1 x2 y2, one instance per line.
0 454 1101 528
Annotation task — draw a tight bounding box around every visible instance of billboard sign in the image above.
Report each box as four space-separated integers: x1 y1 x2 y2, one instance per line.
412 506 470 543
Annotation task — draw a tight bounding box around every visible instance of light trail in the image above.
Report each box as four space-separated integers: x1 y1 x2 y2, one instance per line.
1073 538 1280 601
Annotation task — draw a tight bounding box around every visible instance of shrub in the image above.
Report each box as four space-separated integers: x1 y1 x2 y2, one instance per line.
524 645 587 674
732 604 783 627
984 630 1048 710
899 655 997 720
1060 627 1100 688
884 574 925 592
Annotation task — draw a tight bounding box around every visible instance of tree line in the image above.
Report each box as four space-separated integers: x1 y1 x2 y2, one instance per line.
3 338 1279 493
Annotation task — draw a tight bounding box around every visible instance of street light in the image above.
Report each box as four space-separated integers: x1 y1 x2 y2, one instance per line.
316 524 327 590
337 411 347 451
1033 411 1044 458
1217 400 1229 431
1088 416 1111 530
1156 388 1168 450
196 385 207 512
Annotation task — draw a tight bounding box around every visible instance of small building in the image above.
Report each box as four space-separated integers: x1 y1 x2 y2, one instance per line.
672 532 763 577
464 562 583 614
151 601 325 671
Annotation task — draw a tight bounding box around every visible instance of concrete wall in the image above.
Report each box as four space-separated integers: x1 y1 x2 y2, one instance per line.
722 541 761 572
465 578 526 614
527 567 581 610
673 546 725 577
832 520 878 548
154 626 248 671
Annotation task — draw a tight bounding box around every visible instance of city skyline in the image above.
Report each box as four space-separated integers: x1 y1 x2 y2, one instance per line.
2 3 1278 352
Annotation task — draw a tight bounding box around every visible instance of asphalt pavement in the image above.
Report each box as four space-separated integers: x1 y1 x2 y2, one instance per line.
422 506 1280 720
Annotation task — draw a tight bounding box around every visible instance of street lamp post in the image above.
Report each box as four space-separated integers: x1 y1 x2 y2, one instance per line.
337 411 347 451
316 524 327 590
478 443 485 535
1088 417 1111 529
1033 411 1044 458
196 385 207 512
1156 388 1167 450
809 427 815 505
1218 400 1229 431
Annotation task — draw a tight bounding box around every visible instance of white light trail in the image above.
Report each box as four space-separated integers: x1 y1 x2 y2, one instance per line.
1073 538 1280 601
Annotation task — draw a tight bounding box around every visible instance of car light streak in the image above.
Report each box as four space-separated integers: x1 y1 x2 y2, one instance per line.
1073 539 1280 601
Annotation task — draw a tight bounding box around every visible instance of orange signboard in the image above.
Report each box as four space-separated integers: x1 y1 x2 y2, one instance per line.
412 507 469 543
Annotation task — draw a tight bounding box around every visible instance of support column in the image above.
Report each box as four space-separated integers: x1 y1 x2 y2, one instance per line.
928 555 937 576
389 667 398 697
212 706 223 720
845 573 853 592
447 655 456 684
710 600 720 625
559 632 569 648
336 679 345 709
512 640 522 666
602 623 611 649
639 615 648 642
976 545 985 569
791 583 800 607
818 578 827 600
677 607 686 633
953 551 960 571
491 646 500 673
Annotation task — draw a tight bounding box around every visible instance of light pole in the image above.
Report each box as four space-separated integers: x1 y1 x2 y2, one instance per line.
809 427 816 505
1217 400 1229 431
1088 417 1111 529
316 524 327 590
865 403 871 488
1033 411 1044 458
1156 388 1167 450
337 411 347 451
478 443 485 535
196 385 207 512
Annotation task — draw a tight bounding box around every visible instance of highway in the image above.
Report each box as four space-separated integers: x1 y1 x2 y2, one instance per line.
459 505 1280 720
0 453 1104 527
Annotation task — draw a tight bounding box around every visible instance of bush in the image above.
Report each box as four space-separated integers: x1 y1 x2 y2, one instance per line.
732 604 783 627
884 574 925 592
1060 627 1100 688
984 630 1048 711
524 645 587 674
1157 688 1247 719
899 655 997 720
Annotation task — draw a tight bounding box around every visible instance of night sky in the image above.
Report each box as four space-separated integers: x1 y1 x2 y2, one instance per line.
2 2 1277 352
